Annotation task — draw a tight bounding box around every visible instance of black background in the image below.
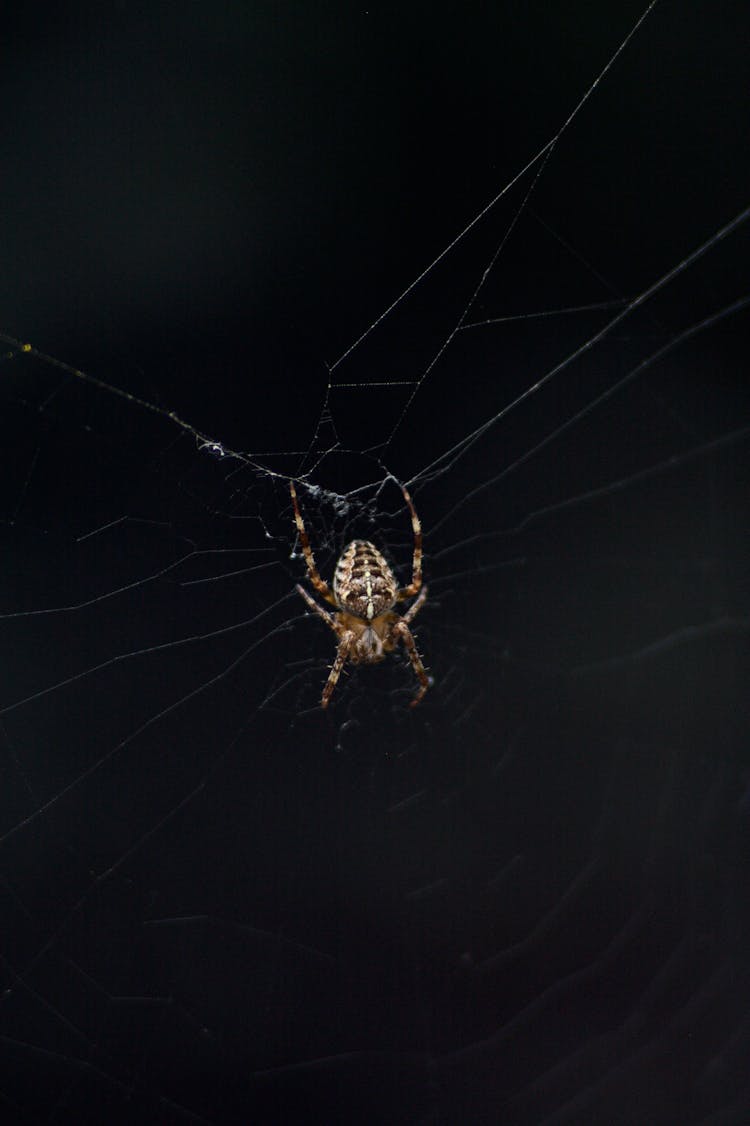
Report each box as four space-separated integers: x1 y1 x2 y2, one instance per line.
1 2 749 1124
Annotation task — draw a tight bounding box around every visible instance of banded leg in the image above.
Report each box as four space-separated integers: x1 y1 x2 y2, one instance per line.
290 481 336 605
393 619 430 707
401 585 427 626
321 630 355 708
295 584 337 632
397 485 423 600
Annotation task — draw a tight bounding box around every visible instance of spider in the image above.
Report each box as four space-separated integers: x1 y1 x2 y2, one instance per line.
290 480 430 708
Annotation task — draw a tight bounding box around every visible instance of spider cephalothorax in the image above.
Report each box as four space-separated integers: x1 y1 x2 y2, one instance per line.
290 481 430 708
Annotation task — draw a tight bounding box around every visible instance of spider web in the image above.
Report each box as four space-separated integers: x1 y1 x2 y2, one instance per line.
1 2 749 1123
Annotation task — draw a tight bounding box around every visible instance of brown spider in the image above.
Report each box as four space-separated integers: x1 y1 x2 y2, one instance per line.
290 480 430 708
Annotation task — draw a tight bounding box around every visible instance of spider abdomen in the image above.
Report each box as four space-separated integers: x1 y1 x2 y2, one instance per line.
333 540 398 621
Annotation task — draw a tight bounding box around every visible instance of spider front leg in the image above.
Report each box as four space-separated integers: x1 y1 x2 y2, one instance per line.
401 584 427 626
322 629 355 709
294 584 351 708
392 618 430 707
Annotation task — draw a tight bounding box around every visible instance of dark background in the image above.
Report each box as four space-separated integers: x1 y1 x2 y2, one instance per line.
1 2 749 1124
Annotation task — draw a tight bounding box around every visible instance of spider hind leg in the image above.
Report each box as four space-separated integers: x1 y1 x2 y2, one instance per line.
290 481 337 606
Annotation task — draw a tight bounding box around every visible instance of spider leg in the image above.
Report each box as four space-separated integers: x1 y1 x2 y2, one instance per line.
321 629 355 708
392 619 430 707
295 583 340 632
396 484 423 601
290 481 337 606
401 584 428 626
